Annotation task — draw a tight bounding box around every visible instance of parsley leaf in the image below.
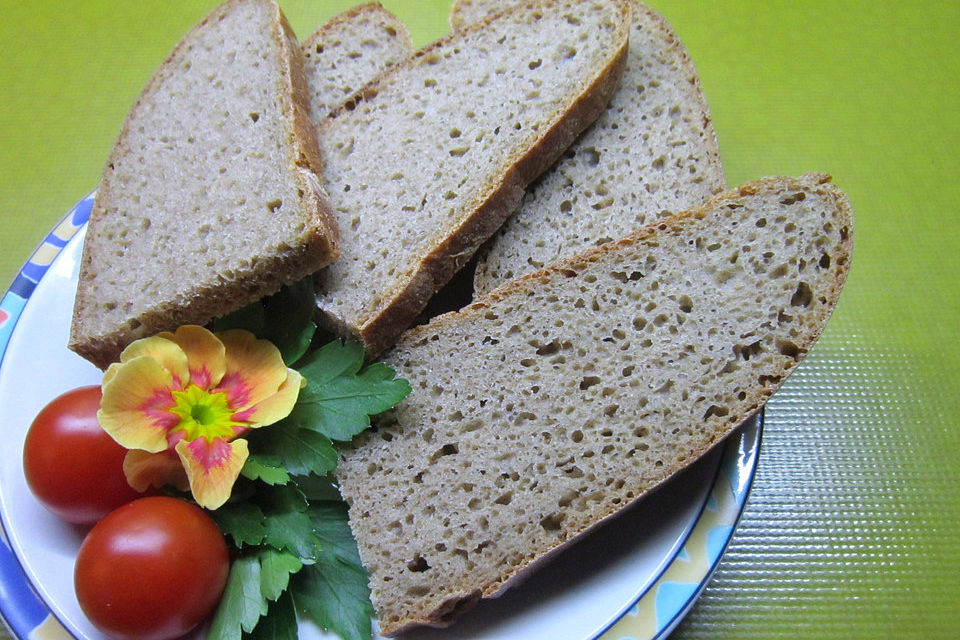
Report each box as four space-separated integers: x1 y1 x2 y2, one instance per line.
258 548 304 602
207 555 268 640
244 421 338 478
283 501 372 640
241 456 291 486
212 276 317 365
290 561 373 640
307 501 364 568
289 340 412 441
210 501 268 548
247 590 298 640
257 485 324 562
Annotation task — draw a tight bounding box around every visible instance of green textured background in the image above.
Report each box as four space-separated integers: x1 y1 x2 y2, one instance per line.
1 1 958 639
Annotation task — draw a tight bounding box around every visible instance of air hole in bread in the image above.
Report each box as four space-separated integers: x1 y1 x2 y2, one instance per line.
759 373 783 385
654 380 673 394
791 281 813 307
533 339 561 355
407 555 430 573
579 376 601 390
703 405 729 420
429 443 459 462
776 339 801 360
770 264 789 278
539 513 564 531
734 340 763 361
558 489 579 508
581 147 601 167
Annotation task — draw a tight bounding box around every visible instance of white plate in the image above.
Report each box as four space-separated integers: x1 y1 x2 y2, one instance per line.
0 194 761 640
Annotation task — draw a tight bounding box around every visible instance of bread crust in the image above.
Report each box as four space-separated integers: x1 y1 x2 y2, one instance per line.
316 0 633 359
338 173 852 635
69 0 338 369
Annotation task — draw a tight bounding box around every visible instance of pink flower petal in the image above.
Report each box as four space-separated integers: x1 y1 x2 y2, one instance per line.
119 334 189 389
161 325 227 390
215 330 289 411
233 369 302 427
123 449 188 492
99 356 177 452
175 437 248 510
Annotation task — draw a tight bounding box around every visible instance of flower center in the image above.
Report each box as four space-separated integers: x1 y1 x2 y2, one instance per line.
169 385 241 443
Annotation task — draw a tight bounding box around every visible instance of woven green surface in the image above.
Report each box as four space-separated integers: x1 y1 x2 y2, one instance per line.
1 1 958 639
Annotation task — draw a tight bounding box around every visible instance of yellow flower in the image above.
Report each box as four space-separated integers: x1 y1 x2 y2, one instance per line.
98 325 302 509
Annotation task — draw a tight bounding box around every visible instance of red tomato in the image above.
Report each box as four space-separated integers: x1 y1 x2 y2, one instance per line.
74 496 230 640
22 385 145 524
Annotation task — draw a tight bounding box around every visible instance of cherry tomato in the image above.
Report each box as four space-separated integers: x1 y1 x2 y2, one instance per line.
22 385 145 524
74 496 230 640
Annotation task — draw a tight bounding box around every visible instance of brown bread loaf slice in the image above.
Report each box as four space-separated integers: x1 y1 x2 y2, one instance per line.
452 0 725 296
69 0 338 369
301 2 413 121
313 0 632 358
337 173 853 635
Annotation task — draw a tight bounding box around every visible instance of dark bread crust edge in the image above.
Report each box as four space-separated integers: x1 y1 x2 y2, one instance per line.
371 173 853 635
68 0 338 369
317 0 633 359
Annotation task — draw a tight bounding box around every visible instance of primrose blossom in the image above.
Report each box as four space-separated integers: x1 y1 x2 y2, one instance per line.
98 325 301 509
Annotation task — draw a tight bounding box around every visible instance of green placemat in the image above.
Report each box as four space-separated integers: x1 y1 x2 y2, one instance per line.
2 1 958 639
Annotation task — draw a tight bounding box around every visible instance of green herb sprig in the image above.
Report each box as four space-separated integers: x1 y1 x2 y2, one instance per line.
206 277 411 640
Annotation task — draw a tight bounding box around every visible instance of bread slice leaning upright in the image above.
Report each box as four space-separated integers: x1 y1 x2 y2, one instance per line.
313 0 632 358
69 0 338 369
301 2 413 121
337 173 853 635
453 0 725 296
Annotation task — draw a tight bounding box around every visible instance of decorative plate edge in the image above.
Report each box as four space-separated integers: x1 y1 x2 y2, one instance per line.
0 192 94 640
594 413 763 640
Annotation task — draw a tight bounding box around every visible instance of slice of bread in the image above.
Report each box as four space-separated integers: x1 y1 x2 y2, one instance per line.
301 2 413 121
313 0 632 358
69 0 338 369
453 0 725 296
337 174 853 635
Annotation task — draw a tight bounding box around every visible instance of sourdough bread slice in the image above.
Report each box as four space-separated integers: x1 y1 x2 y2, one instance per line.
301 2 413 121
69 0 338 369
453 0 725 296
337 174 852 635
313 0 632 358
